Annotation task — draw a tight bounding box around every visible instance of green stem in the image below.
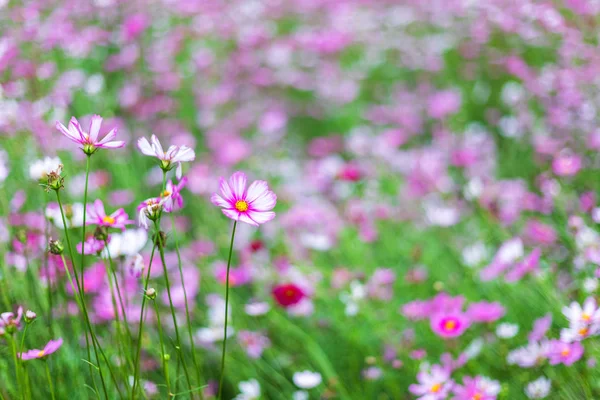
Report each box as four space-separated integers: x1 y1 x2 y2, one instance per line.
43 195 54 336
152 299 172 397
131 242 157 399
157 236 193 398
80 154 90 292
54 190 111 400
170 214 203 396
10 335 23 400
45 361 56 400
104 239 134 396
217 221 237 400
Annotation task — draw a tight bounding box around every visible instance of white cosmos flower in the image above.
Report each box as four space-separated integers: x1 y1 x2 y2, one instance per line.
525 377 551 399
293 371 322 389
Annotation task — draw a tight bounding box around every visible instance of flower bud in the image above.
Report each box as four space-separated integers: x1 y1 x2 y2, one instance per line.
163 353 170 361
94 226 109 242
24 310 37 323
46 165 64 191
153 231 167 248
145 288 157 300
48 238 64 255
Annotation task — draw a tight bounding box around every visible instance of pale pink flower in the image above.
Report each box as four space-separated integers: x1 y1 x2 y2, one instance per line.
211 171 276 227
56 116 125 154
87 199 132 230
20 338 63 360
137 135 195 179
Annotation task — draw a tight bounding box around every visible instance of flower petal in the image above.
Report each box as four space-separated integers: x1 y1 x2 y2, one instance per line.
221 208 241 221
98 141 126 149
238 212 260 226
218 177 235 202
137 137 155 156
151 134 164 158
172 146 196 163
55 121 81 143
249 189 277 211
89 115 103 141
229 171 247 199
98 128 117 145
246 210 275 225
211 194 231 208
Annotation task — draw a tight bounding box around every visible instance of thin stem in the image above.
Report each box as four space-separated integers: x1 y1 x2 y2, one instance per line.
157 237 193 398
152 299 172 397
170 214 203 395
45 362 56 400
43 195 54 336
55 190 110 400
10 335 23 400
80 154 90 293
217 221 237 400
103 239 134 396
131 243 157 399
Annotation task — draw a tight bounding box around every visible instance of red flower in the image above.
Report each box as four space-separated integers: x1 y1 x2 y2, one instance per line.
272 283 305 308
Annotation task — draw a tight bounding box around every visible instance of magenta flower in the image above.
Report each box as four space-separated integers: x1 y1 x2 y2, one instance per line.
547 340 584 366
56 116 125 155
211 171 276 227
76 236 107 255
161 178 187 213
466 301 505 323
20 338 63 361
430 312 471 338
0 306 23 334
87 199 132 230
137 135 195 178
452 376 501 400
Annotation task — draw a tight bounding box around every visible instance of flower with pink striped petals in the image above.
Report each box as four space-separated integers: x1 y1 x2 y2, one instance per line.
211 171 276 227
20 338 63 361
87 199 133 230
56 115 125 155
137 135 195 178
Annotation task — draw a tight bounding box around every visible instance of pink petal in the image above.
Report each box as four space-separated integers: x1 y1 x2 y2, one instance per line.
55 121 81 143
98 141 126 149
211 194 231 208
246 210 275 225
97 128 117 145
137 137 156 156
222 208 241 221
69 117 86 141
238 212 259 226
245 180 269 203
151 134 164 158
89 115 103 141
218 178 235 202
249 190 277 211
229 171 247 199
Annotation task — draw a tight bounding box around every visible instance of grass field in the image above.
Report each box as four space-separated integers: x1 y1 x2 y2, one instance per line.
1 1 600 399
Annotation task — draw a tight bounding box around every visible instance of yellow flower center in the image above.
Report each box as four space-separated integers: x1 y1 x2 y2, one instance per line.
235 200 249 212
430 383 442 393
582 313 591 322
579 327 589 336
473 394 483 400
102 216 116 225
443 319 457 331
162 190 171 197
561 348 570 357
37 350 45 358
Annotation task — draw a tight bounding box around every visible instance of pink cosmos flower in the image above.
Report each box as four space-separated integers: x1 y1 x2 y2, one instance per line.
211 171 276 227
161 178 187 213
214 262 252 286
137 135 195 179
77 236 107 255
87 199 132 230
137 197 164 229
237 330 271 359
56 116 125 154
0 306 23 334
20 338 63 360
507 341 549 368
552 153 582 177
466 301 505 323
409 364 453 400
547 340 584 366
452 376 501 400
529 314 553 342
430 312 471 338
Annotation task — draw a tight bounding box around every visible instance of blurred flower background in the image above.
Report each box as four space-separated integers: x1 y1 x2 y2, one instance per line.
2 0 600 399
